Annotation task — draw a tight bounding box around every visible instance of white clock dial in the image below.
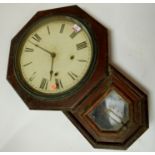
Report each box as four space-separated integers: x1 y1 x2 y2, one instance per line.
19 16 93 94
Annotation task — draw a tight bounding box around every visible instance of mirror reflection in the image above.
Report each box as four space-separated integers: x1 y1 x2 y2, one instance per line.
89 90 129 131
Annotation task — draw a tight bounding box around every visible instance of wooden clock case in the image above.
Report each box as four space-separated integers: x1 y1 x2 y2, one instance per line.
7 5 148 150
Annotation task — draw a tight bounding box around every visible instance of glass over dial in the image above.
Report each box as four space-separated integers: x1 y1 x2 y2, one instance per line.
18 16 93 95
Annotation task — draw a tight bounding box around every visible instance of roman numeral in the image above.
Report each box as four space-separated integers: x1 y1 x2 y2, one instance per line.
23 61 32 67
25 47 34 52
32 33 41 42
78 59 88 62
70 31 78 39
47 25 50 35
68 72 78 80
60 24 65 33
76 41 87 50
55 78 63 89
29 72 36 81
40 78 48 90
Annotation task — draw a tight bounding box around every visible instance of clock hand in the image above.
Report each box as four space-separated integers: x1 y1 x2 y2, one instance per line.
50 53 56 81
28 40 52 55
28 40 56 80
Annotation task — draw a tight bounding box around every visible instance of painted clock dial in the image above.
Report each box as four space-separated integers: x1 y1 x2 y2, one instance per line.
18 16 93 95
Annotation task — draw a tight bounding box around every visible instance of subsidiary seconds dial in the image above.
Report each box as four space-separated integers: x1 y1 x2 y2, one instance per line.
18 16 94 95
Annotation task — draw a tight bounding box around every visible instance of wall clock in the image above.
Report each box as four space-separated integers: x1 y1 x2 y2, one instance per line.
7 5 148 150
7 5 108 110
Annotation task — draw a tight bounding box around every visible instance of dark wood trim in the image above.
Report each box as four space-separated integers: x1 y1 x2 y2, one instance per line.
64 65 148 150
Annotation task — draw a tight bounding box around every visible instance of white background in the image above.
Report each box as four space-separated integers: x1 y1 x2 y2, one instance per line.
0 3 155 152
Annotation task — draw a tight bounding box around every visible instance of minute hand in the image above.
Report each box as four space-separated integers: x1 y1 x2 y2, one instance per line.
29 41 52 55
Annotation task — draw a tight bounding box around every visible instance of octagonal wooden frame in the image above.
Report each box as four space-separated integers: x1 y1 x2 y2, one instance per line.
7 5 108 110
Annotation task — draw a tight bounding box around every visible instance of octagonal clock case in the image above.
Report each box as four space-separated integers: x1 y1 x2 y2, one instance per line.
7 5 108 110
